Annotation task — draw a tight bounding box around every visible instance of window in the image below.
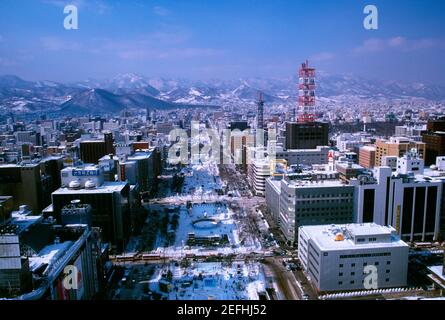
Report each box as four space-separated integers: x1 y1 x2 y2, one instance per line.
375 262 379 266
386 261 391 265
350 280 355 284
340 252 391 259
339 272 343 276
351 263 356 267
338 281 343 285
339 264 343 268
386 270 390 273
385 278 390 282
363 262 367 266
351 272 355 276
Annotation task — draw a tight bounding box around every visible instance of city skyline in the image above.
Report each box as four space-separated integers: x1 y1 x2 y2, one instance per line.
1 0 445 306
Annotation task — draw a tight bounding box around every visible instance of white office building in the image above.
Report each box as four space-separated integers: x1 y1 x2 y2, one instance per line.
247 158 271 196
298 223 409 292
352 152 443 241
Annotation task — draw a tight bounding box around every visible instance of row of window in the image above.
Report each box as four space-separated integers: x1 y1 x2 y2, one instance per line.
339 269 390 276
339 252 391 259
297 207 352 213
309 244 320 257
356 237 377 243
339 261 391 268
338 278 390 286
296 217 351 224
295 193 353 199
295 199 353 204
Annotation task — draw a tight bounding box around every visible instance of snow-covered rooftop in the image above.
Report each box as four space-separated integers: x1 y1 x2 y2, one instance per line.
300 223 408 251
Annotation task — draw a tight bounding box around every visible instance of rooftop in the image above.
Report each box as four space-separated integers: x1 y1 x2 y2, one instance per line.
285 178 349 189
360 145 376 151
266 178 281 192
29 241 73 274
62 164 101 171
80 139 105 144
300 223 408 251
10 214 43 234
336 162 364 170
53 181 127 194
128 152 152 160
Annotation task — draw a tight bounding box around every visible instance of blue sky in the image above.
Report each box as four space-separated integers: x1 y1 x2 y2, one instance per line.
0 0 444 84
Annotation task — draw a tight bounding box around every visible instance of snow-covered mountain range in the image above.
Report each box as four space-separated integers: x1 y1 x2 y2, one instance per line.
1 73 444 115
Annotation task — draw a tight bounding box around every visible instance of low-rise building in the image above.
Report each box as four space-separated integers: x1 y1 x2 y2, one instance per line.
298 223 409 292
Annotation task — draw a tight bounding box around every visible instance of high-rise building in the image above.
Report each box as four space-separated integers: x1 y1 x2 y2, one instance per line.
375 137 425 167
422 118 445 166
127 150 156 193
0 196 13 225
0 163 42 213
422 156 445 239
422 131 445 166
61 200 92 226
257 92 264 130
39 156 65 207
285 121 329 150
231 134 250 173
275 146 330 167
265 177 281 223
247 157 271 196
52 165 132 250
426 117 445 132
352 152 443 241
298 223 409 292
0 219 103 300
359 145 376 169
79 132 114 164
0 233 32 295
267 172 354 244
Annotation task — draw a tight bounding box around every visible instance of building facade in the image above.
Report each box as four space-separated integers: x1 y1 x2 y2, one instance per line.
359 145 376 169
298 223 409 292
285 122 329 150
353 153 443 242
278 175 354 244
375 137 425 167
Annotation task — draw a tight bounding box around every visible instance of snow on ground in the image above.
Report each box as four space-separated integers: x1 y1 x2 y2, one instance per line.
175 203 239 246
150 262 266 300
148 156 262 256
182 163 221 196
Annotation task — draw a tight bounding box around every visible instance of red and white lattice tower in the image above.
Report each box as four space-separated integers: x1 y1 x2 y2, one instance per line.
297 60 316 123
